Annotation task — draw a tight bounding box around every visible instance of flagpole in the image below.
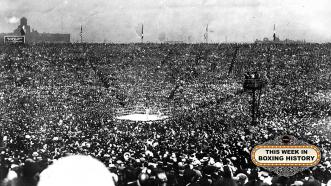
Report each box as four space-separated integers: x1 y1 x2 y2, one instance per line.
141 24 144 43
273 24 276 41
80 25 83 43
204 24 208 43
61 15 63 33
206 24 208 43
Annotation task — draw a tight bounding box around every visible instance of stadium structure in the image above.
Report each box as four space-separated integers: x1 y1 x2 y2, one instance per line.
0 17 70 44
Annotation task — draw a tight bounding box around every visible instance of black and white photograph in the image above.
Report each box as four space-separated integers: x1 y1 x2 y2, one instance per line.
0 0 330 185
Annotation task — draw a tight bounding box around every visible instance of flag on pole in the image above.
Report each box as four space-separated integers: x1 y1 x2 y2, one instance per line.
204 24 208 43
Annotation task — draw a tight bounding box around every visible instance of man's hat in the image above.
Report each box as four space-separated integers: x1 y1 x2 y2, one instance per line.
22 159 41 177
214 162 223 169
138 173 149 185
291 181 303 186
234 173 248 184
200 157 209 163
108 164 116 168
157 172 167 183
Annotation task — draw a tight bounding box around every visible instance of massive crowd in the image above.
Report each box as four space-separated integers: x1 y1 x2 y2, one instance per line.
0 43 330 186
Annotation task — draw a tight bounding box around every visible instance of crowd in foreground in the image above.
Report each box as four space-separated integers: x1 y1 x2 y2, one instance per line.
0 43 330 186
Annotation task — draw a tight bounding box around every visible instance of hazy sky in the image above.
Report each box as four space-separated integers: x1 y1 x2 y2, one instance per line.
1 0 330 43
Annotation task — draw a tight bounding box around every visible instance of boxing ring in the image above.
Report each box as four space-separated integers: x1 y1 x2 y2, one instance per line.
115 107 170 122
116 114 169 121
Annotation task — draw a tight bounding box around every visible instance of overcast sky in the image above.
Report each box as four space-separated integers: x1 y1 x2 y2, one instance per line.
0 0 330 43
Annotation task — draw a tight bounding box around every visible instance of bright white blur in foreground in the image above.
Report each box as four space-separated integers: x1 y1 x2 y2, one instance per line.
38 155 115 186
116 114 169 121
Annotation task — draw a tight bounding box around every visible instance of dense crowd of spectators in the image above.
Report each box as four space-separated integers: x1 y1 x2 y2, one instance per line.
0 43 330 186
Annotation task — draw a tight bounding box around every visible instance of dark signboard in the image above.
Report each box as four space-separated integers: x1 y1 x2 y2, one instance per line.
4 36 25 44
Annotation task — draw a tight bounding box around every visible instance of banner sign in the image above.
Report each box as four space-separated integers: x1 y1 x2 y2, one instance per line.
252 145 320 166
4 36 25 44
251 135 321 177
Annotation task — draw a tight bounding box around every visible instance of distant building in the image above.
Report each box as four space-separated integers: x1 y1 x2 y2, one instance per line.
273 35 280 42
255 37 305 44
255 25 304 44
14 17 31 35
0 17 70 44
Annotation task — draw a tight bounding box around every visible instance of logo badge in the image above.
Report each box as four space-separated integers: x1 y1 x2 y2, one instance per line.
251 135 321 176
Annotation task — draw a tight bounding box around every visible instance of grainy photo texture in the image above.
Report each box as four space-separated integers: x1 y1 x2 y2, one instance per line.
0 0 330 186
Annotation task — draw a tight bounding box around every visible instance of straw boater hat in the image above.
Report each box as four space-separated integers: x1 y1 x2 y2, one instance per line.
234 173 248 184
291 181 303 186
